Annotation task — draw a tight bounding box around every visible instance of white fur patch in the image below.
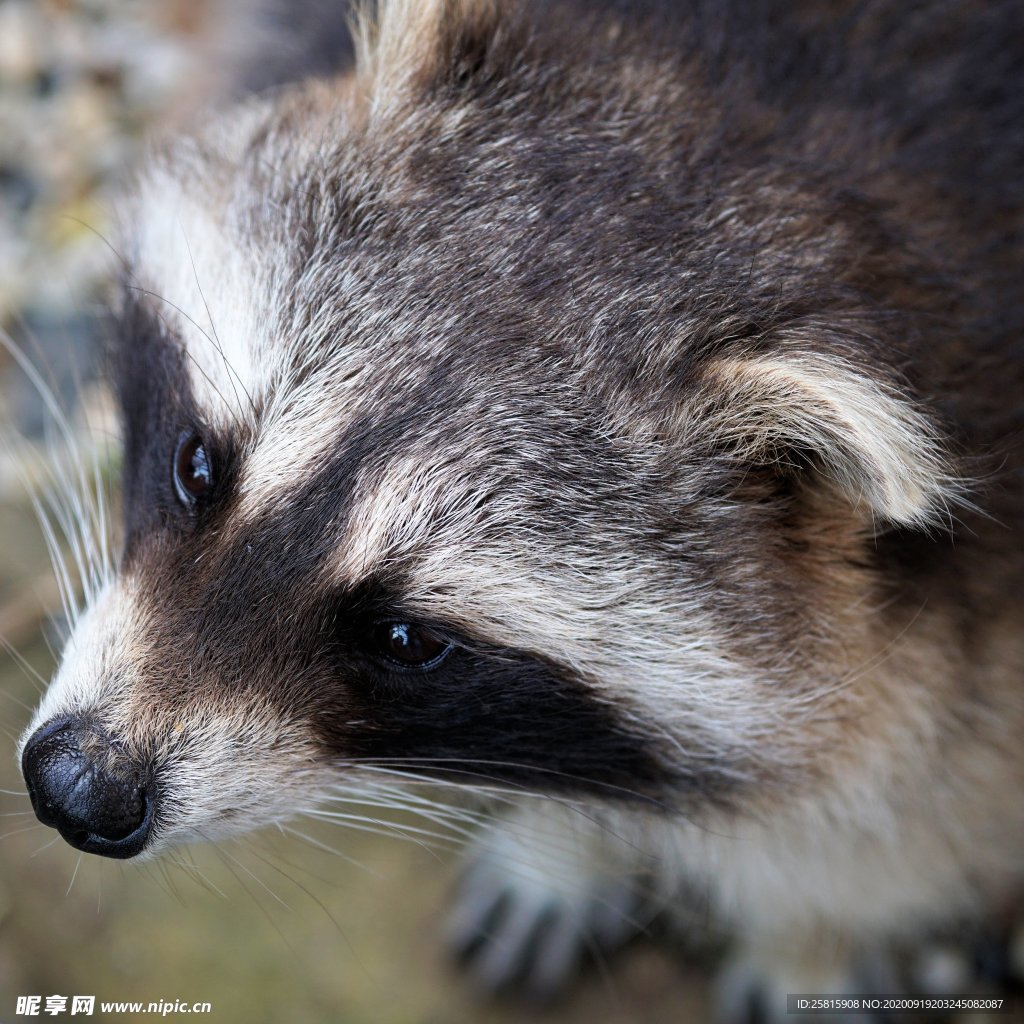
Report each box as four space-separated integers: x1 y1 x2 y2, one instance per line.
129 164 264 426
19 581 132 750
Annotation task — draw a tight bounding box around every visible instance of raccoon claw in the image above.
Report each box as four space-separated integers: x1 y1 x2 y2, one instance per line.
713 947 890 1024
456 892 583 1000
447 851 650 1001
715 928 1024 1024
910 923 1024 995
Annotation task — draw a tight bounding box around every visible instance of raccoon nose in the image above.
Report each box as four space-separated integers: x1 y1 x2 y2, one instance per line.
21 717 156 859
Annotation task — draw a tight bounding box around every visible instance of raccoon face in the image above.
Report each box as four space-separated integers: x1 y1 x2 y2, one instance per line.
20 0 958 860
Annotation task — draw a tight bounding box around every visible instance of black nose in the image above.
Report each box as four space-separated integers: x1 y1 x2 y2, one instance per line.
21 717 156 859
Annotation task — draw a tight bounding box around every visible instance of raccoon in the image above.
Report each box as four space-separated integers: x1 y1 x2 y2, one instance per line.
18 0 1024 1019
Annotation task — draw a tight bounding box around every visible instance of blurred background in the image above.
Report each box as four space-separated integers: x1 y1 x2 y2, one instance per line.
0 2 702 1020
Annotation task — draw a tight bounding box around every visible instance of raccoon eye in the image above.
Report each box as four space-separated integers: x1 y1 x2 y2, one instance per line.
371 622 453 669
173 432 213 506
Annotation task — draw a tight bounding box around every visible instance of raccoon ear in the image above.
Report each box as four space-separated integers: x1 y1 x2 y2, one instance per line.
353 0 502 88
698 353 962 528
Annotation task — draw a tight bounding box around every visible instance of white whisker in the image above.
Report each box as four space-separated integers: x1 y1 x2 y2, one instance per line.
65 852 84 896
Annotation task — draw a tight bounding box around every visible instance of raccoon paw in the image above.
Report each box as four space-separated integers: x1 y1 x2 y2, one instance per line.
446 827 655 1001
910 922 1024 995
713 944 891 1024
716 925 1024 1024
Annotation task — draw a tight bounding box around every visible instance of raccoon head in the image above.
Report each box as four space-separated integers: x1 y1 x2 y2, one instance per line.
20 0 959 859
